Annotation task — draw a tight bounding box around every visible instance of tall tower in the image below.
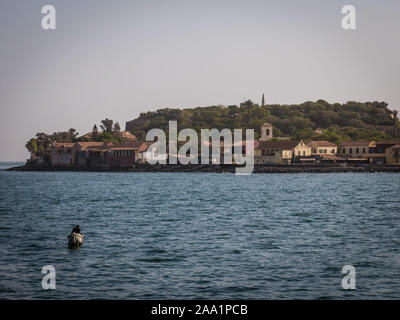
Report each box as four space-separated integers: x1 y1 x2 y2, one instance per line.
261 94 265 107
260 122 273 141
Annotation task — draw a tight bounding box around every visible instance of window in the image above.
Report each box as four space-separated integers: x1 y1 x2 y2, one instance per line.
319 149 323 154
363 148 366 153
324 149 327 153
350 148 352 154
266 129 270 136
342 148 345 153
331 149 335 153
298 151 300 156
303 151 306 156
356 148 359 153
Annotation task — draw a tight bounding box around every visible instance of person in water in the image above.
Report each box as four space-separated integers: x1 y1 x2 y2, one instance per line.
68 225 83 248
71 225 81 234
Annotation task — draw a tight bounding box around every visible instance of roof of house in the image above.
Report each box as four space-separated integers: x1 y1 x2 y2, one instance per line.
75 142 105 147
375 140 400 145
262 122 272 126
256 140 301 151
53 142 75 148
340 141 372 147
309 140 337 147
78 132 93 139
116 131 137 141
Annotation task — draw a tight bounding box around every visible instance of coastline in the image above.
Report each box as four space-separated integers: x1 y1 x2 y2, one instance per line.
6 163 400 173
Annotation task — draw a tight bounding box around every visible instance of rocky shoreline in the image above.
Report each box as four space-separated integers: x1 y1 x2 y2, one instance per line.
6 163 400 173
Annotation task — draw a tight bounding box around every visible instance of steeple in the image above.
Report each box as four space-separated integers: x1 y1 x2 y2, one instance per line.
261 94 265 107
260 122 273 141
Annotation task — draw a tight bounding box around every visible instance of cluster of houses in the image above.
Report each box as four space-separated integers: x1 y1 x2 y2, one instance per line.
254 123 400 165
50 140 154 168
47 125 400 168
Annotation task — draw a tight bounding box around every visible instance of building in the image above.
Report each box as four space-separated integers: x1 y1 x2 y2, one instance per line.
385 144 400 165
255 140 311 164
374 140 400 154
50 142 77 166
308 141 337 155
135 142 168 164
85 146 137 168
373 140 400 165
74 142 108 166
338 140 400 164
51 141 146 168
338 141 375 159
259 122 273 141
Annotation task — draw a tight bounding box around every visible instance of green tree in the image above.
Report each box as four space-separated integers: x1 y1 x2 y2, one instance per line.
100 118 114 133
25 138 37 155
113 122 121 133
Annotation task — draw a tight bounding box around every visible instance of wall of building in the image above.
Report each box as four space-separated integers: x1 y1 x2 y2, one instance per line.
105 150 136 168
339 146 369 158
50 148 75 166
255 149 291 164
293 142 311 157
312 146 337 155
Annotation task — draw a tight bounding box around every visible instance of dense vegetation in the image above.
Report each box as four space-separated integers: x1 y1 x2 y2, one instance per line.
126 100 399 144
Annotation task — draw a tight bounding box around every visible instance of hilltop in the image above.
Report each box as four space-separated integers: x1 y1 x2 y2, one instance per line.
125 100 398 144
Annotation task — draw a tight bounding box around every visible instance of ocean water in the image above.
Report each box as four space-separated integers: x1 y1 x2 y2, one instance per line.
0 168 399 299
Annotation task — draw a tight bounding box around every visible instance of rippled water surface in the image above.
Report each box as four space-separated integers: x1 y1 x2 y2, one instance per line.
0 168 399 299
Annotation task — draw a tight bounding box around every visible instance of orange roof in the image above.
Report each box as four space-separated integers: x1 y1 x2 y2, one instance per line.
75 142 105 147
309 141 337 147
117 131 137 141
53 142 75 148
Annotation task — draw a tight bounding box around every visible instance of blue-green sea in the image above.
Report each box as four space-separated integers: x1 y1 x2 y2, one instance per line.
0 163 399 299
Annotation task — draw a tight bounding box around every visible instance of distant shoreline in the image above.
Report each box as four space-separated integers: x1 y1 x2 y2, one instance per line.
6 163 400 173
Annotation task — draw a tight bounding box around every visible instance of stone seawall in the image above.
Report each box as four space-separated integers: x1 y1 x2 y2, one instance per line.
6 163 400 173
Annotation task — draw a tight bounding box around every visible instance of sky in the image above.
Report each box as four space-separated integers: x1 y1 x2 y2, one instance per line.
0 0 399 161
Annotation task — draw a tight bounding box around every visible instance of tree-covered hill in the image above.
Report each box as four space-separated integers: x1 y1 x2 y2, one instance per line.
125 100 399 145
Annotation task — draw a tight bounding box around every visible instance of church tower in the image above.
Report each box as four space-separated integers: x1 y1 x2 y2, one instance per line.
260 122 273 141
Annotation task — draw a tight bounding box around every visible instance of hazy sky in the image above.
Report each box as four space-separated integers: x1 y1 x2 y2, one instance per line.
1 0 399 161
